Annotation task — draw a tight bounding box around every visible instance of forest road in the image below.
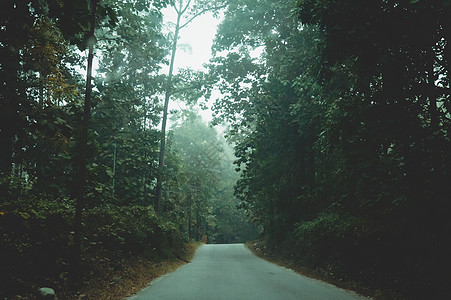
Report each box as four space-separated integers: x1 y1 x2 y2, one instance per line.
128 244 369 300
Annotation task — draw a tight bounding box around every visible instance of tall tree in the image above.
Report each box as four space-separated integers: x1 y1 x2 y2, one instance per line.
92 0 166 205
209 0 451 296
155 0 226 210
171 111 222 239
209 0 323 235
0 0 83 195
72 0 98 276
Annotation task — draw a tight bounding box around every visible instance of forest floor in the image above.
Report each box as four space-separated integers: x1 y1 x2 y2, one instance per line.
245 240 403 300
8 242 203 300
64 241 204 300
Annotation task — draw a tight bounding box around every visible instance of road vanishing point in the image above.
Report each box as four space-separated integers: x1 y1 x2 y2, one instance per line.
128 244 369 300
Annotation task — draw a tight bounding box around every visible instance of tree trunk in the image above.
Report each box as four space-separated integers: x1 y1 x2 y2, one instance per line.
0 49 18 176
72 0 97 278
155 10 182 211
0 5 21 176
187 192 192 239
196 201 201 241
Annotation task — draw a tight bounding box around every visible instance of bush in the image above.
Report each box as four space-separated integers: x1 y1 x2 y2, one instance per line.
0 195 74 296
289 212 369 277
0 195 185 297
84 205 184 259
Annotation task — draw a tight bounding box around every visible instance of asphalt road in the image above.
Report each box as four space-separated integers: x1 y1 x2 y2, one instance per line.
128 244 369 300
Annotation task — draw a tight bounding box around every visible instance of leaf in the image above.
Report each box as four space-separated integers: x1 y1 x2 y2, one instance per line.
19 212 31 219
106 169 114 178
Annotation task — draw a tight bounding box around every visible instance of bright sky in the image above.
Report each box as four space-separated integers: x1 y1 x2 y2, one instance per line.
173 17 218 69
162 7 222 123
162 7 220 72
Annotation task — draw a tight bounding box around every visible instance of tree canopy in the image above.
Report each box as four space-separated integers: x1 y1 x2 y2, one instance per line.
207 0 451 297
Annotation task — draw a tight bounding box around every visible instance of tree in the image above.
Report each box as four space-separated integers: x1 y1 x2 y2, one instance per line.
0 0 77 177
92 0 167 205
71 0 170 272
170 110 258 242
72 0 98 276
171 111 223 239
0 0 192 296
155 0 226 210
296 1 451 295
209 0 451 296
209 0 324 235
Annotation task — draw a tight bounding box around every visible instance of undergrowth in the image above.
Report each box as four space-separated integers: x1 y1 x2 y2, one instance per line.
0 195 201 299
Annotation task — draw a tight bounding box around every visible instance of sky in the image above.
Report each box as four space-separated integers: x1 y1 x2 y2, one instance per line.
162 7 222 123
163 9 220 71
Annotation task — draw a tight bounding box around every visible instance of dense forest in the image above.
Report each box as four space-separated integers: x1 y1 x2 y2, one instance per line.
1 0 450 299
0 0 255 297
207 0 451 298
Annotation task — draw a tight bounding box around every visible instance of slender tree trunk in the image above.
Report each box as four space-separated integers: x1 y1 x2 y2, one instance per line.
196 199 201 241
155 11 182 210
72 0 97 278
427 27 443 192
187 192 192 239
112 143 117 198
0 61 17 176
0 27 20 176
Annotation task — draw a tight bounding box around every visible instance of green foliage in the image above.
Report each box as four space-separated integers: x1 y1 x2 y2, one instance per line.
210 0 451 297
84 205 183 259
0 0 189 295
0 195 184 297
7 0 451 297
291 213 362 270
168 111 259 242
209 0 324 236
0 195 75 296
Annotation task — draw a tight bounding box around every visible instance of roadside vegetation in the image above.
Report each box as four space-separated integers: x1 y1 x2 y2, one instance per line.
247 240 398 299
0 191 202 298
208 1 451 299
0 0 256 298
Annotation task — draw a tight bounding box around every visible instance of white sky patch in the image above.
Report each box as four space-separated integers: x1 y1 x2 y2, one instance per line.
162 7 223 124
176 16 218 70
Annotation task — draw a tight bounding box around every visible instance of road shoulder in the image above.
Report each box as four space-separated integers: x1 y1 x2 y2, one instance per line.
245 241 376 299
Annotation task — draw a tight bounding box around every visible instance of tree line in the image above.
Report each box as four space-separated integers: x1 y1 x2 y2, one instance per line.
207 0 451 298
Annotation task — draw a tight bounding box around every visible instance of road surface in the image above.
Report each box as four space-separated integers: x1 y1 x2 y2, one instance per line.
128 244 368 300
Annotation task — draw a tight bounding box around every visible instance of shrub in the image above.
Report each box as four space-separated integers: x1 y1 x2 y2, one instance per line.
84 205 184 259
290 212 366 275
0 195 74 296
0 196 185 297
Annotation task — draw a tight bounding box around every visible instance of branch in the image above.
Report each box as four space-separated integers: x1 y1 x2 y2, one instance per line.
171 84 202 95
181 0 192 15
179 4 227 30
